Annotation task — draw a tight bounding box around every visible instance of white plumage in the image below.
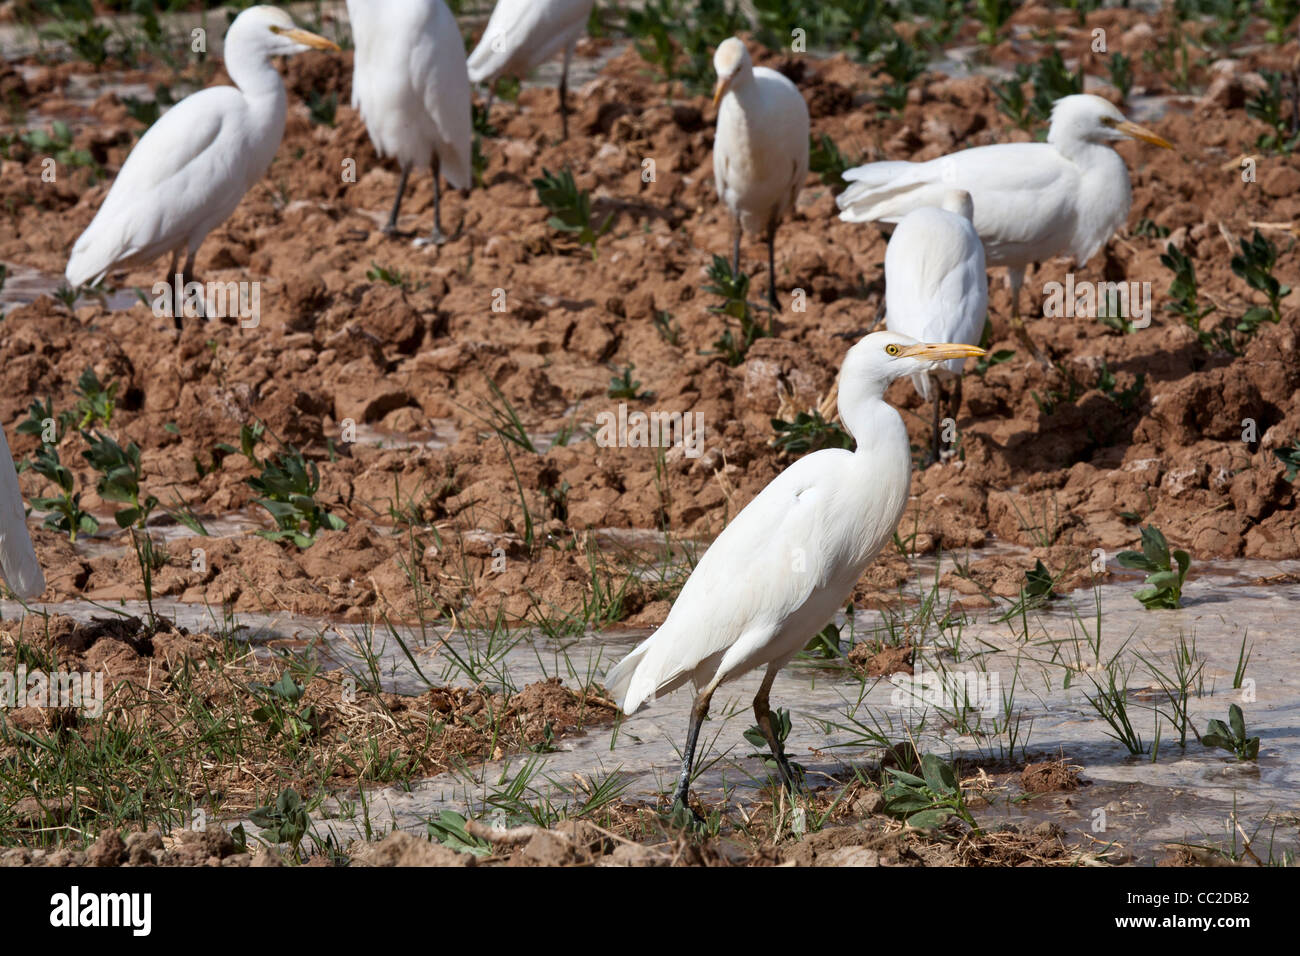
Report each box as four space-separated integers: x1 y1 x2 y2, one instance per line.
347 0 471 241
838 94 1173 344
885 190 988 397
65 7 338 298
466 0 595 140
0 425 44 600
605 331 985 810
711 36 809 309
884 190 988 462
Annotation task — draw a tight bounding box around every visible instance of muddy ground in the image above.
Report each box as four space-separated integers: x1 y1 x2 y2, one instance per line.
0 3 1298 864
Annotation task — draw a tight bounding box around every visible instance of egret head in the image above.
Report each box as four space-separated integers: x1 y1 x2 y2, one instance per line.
1049 94 1173 150
712 37 753 107
842 331 985 398
230 5 341 56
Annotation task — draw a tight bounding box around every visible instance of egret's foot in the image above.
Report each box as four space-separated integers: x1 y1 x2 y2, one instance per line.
420 227 450 247
381 223 414 239
773 755 805 796
665 799 708 830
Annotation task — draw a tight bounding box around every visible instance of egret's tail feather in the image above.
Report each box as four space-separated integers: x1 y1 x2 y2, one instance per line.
603 644 648 714
837 161 952 225
604 627 696 715
0 427 43 600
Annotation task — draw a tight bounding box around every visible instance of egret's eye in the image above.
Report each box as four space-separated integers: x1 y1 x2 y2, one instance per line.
885 344 901 356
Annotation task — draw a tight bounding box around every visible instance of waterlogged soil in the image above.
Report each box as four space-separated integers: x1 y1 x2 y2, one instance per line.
1 6 1300 865
0 612 617 836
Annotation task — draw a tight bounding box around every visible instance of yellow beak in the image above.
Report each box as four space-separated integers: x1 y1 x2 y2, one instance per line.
272 26 341 51
899 342 986 363
1116 120 1174 150
712 75 733 108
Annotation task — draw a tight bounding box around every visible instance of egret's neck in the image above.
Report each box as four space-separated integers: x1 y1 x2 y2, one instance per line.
838 377 909 464
1048 128 1114 165
224 36 288 100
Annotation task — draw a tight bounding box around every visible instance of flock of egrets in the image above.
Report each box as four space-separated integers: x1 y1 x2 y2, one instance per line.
12 3 1181 812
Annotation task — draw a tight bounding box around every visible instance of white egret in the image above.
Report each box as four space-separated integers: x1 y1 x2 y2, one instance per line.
604 331 984 811
884 189 988 463
346 0 472 243
712 36 809 309
837 94 1173 352
64 6 339 323
466 0 595 141
0 425 44 601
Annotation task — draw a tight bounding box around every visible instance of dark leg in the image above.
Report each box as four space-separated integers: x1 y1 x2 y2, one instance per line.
182 247 205 324
731 222 741 276
384 166 410 236
753 666 799 793
766 225 780 311
167 249 181 331
559 44 572 141
430 155 447 245
670 687 715 812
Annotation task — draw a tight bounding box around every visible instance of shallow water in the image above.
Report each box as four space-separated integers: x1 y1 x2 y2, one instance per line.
9 549 1295 863
0 262 139 313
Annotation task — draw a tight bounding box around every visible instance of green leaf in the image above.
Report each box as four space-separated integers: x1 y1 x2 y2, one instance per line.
1140 525 1170 568
921 753 958 795
1205 719 1231 741
905 808 953 830
1115 550 1156 571
1228 703 1245 742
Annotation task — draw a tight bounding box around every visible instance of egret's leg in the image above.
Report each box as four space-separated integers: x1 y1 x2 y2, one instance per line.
559 43 573 141
753 666 799 793
430 155 447 245
766 226 780 311
384 166 410 236
671 687 715 812
1007 266 1047 362
182 246 205 323
166 249 182 331
731 222 741 276
485 87 495 118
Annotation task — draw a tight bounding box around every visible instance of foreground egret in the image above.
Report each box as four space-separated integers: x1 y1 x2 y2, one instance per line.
0 425 44 600
346 0 472 243
837 94 1173 351
712 36 809 309
466 0 595 140
884 190 988 463
65 7 339 318
605 331 984 811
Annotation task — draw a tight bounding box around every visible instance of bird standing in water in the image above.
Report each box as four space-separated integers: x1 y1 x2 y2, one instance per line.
604 331 984 812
